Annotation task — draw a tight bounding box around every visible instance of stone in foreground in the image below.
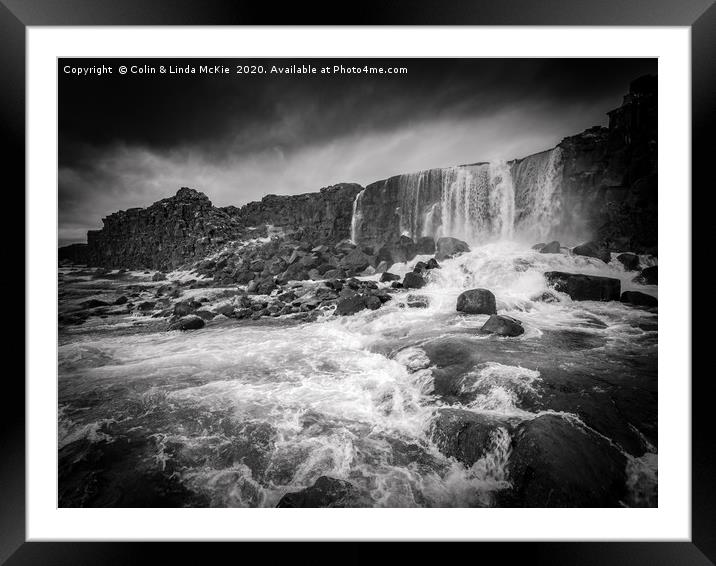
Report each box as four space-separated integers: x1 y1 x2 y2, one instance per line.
499 414 627 507
429 408 513 467
456 288 497 315
276 476 368 507
620 291 657 307
168 315 205 331
480 314 524 336
544 271 621 301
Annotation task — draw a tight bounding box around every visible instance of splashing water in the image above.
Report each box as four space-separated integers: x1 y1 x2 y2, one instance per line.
58 241 657 508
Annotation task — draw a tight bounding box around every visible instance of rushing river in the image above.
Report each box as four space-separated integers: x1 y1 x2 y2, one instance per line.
58 242 657 508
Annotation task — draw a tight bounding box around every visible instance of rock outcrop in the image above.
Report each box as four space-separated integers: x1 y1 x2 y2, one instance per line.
544 271 621 301
58 243 89 265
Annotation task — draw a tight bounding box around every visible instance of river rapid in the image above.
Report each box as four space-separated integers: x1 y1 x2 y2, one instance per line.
58 241 657 508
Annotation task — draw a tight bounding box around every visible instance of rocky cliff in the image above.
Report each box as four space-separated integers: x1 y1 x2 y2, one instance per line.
82 184 362 270
86 187 245 270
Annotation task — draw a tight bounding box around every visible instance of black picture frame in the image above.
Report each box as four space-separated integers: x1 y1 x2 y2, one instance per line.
5 1 711 564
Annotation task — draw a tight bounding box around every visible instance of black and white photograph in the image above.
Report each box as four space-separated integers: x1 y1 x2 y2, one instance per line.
57 57 658 509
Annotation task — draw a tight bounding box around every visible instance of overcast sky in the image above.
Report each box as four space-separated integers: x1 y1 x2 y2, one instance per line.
59 58 656 245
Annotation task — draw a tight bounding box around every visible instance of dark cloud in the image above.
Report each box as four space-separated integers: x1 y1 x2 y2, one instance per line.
58 57 656 245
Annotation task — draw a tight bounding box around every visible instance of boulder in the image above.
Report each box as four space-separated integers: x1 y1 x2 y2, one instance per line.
365 295 382 310
168 315 205 331
633 265 658 285
616 253 640 271
137 301 156 312
501 414 627 507
435 237 470 261
403 272 426 289
375 260 391 273
335 295 368 316
114 295 128 305
480 314 524 336
340 249 372 272
531 243 546 251
540 240 561 254
276 476 367 508
544 271 621 301
234 269 255 284
323 268 347 280
416 236 436 255
456 289 496 315
620 291 657 307
380 272 401 283
572 241 611 263
429 408 513 467
152 272 167 281
213 303 235 317
173 300 196 317
426 258 440 270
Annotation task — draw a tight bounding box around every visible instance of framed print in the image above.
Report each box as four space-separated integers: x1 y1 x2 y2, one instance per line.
6 0 711 564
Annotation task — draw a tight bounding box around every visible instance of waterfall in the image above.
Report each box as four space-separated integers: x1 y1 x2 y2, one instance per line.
512 147 564 241
352 148 564 246
350 189 365 244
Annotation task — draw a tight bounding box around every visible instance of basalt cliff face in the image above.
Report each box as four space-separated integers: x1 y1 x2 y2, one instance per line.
352 75 657 253
79 184 362 270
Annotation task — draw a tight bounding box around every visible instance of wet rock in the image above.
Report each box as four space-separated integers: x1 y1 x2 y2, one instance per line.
416 236 436 255
412 261 428 275
616 252 640 271
365 295 382 310
426 258 440 270
390 281 403 289
213 303 235 317
633 265 657 285
544 271 621 301
500 414 627 507
430 408 513 467
335 295 368 316
137 301 156 312
403 272 426 289
276 476 368 508
531 291 560 303
620 291 657 307
480 314 524 336
540 240 561 254
380 272 401 283
531 242 545 251
435 237 470 261
456 289 496 315
114 295 128 305
234 269 255 284
256 278 277 295
152 272 167 281
168 315 205 331
194 309 215 321
406 295 429 308
572 241 611 263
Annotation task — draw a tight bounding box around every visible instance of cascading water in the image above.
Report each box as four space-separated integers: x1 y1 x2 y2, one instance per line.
351 150 562 247
350 189 365 244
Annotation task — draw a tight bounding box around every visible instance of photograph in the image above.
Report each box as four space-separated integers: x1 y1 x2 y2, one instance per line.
56 57 658 509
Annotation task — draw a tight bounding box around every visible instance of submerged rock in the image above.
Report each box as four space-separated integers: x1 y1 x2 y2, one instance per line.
429 408 513 467
480 314 524 336
616 252 640 271
539 241 561 254
572 241 611 263
456 288 497 315
620 291 657 307
500 414 627 507
435 237 470 261
380 272 401 283
633 265 658 285
406 294 429 308
276 476 368 508
168 315 205 331
544 271 621 301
